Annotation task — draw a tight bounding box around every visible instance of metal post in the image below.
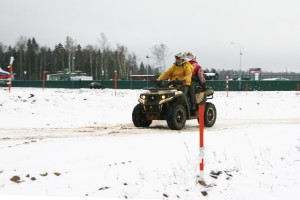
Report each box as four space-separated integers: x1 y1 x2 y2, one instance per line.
146 55 150 88
72 56 75 73
130 70 132 89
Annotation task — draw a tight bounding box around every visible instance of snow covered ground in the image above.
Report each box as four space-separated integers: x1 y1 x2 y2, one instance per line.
0 87 300 200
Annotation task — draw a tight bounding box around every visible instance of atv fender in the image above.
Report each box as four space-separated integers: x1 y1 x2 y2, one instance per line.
170 93 191 118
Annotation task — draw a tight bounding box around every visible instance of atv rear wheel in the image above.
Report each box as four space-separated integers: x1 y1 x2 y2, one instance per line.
132 104 152 127
167 103 187 130
197 102 217 127
204 102 216 127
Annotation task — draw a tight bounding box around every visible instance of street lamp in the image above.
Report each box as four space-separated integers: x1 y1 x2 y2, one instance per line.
146 55 150 87
231 42 242 90
72 56 75 73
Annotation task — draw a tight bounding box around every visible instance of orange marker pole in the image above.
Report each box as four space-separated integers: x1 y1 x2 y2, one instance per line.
226 74 229 97
43 72 46 91
199 105 204 183
8 57 14 93
114 70 117 96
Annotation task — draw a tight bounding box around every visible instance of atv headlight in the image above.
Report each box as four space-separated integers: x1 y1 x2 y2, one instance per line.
175 91 182 95
161 95 166 100
141 95 146 100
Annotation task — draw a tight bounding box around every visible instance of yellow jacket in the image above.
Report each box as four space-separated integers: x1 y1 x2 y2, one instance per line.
159 62 193 86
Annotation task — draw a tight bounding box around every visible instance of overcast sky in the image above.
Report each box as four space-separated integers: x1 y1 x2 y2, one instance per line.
0 0 300 72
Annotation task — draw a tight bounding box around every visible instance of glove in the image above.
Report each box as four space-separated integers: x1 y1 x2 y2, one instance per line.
156 78 161 81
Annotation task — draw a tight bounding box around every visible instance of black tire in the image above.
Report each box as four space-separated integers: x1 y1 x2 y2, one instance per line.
132 104 152 127
204 102 217 127
167 103 187 130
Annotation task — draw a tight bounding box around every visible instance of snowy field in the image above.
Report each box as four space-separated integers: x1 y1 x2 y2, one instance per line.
0 87 300 200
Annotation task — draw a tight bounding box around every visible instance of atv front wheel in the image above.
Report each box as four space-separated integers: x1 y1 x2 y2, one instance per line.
167 103 187 130
132 104 152 127
204 102 216 127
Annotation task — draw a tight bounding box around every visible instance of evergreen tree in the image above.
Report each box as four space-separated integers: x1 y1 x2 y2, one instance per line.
31 37 39 79
139 62 145 74
54 43 65 72
0 42 7 70
75 45 83 73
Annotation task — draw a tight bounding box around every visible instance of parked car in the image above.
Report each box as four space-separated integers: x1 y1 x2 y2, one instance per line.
88 82 102 89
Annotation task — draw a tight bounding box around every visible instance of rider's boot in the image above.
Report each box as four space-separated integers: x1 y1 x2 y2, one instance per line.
192 104 197 110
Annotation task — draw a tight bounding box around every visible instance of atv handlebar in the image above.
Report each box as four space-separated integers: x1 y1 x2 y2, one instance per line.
155 79 185 88
167 79 185 87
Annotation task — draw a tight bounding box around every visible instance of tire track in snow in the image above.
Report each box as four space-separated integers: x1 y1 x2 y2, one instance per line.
0 118 299 142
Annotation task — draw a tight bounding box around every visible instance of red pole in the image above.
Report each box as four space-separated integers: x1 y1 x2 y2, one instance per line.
43 72 46 91
199 105 204 182
226 74 229 97
246 83 248 96
114 70 117 96
8 57 14 93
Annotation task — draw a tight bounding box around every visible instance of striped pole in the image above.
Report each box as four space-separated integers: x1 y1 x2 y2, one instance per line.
8 57 14 93
226 74 229 97
198 105 205 184
114 70 117 96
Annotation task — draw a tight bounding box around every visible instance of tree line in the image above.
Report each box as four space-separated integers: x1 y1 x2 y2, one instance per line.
0 34 163 80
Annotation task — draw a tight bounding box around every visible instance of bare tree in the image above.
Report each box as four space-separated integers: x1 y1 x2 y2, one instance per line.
94 45 100 80
98 33 110 79
126 53 138 78
116 44 128 79
151 43 169 71
65 36 75 72
16 36 27 80
86 45 94 77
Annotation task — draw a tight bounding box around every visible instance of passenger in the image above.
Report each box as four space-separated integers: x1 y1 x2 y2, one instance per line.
185 52 206 110
156 53 193 97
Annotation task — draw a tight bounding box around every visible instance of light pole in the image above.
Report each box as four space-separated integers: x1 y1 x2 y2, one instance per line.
146 55 150 87
72 56 75 73
231 42 242 90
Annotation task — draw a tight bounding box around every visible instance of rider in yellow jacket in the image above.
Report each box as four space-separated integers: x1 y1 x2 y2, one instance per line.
157 52 193 96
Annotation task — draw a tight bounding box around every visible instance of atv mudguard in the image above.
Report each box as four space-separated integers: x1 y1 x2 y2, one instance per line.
169 92 191 118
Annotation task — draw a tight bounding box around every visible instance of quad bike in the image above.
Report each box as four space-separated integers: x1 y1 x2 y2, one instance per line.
132 79 217 130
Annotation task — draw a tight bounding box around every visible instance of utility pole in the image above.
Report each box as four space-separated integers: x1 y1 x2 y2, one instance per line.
146 55 150 88
231 42 242 90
